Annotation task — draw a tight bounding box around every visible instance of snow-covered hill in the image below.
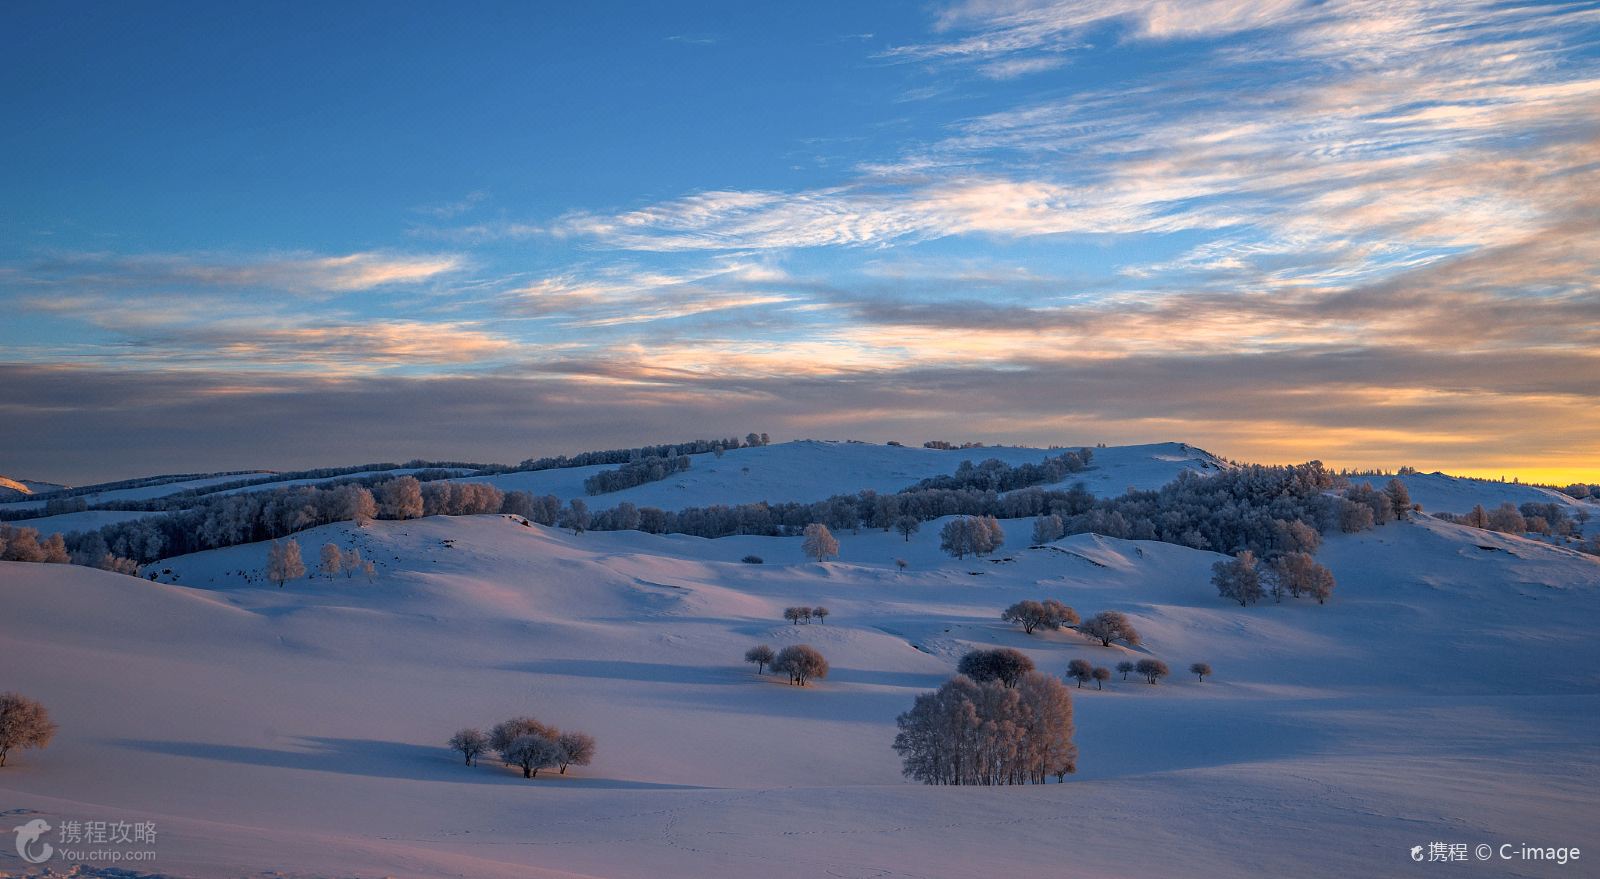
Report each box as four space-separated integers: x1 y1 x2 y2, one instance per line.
2 500 1595 878
0 475 66 500
458 440 1224 509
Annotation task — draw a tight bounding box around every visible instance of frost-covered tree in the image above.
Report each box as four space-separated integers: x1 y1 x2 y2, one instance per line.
340 546 362 578
892 672 1077 785
894 515 921 542
41 533 69 564
1002 599 1078 635
812 606 830 624
555 731 595 774
319 543 342 578
0 692 56 767
772 645 829 686
503 733 562 778
1190 662 1212 682
1384 479 1412 520
1031 514 1065 545
744 644 776 674
1080 611 1141 647
561 499 591 534
1135 659 1170 684
801 523 839 561
489 716 557 759
1116 660 1135 680
0 526 45 562
1486 503 1527 534
1091 667 1110 690
1268 552 1336 604
1212 551 1263 606
957 648 1035 688
376 476 424 520
1066 658 1094 688
783 606 813 625
449 728 489 766
266 538 305 588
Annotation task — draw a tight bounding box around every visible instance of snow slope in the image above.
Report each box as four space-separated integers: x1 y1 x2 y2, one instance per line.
458 440 1223 509
2 506 1596 878
1384 471 1587 516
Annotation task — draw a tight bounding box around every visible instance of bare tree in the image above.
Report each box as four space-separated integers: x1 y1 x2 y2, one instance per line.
773 645 829 686
561 499 591 534
957 648 1035 688
812 606 830 624
744 644 776 674
802 523 839 561
1135 659 1170 684
894 515 921 542
1116 660 1135 680
1091 667 1110 690
1190 662 1212 682
1080 611 1141 647
783 606 813 625
1066 658 1094 688
449 728 489 766
266 539 306 588
0 692 57 767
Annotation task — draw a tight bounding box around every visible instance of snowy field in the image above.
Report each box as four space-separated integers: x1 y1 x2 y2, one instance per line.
3 448 1597 878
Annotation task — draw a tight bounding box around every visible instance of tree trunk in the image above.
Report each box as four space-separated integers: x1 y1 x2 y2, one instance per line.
523 766 531 778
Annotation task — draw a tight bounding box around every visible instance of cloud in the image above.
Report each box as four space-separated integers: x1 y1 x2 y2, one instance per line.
9 250 465 296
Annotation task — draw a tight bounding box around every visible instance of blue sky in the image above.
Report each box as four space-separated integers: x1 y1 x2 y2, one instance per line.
3 1 1598 483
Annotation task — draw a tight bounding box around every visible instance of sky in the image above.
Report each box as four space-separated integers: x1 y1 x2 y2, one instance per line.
2 0 1598 486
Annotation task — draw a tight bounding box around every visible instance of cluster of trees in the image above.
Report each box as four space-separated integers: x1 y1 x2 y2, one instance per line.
1212 550 1337 605
782 606 830 624
922 440 992 450
906 449 1092 493
1337 480 1415 531
1437 501 1584 538
572 461 1375 561
1001 599 1078 634
892 672 1077 785
1 523 140 574
264 539 377 587
582 453 692 496
1065 659 1110 689
449 717 596 779
515 434 767 472
0 691 56 767
939 515 1006 559
745 644 829 685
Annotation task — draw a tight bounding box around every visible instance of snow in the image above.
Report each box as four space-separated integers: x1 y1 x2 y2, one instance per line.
456 439 1221 509
1385 471 1585 516
3 496 1596 878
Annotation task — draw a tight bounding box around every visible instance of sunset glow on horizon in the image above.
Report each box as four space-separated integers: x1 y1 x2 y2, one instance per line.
3 1 1596 485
